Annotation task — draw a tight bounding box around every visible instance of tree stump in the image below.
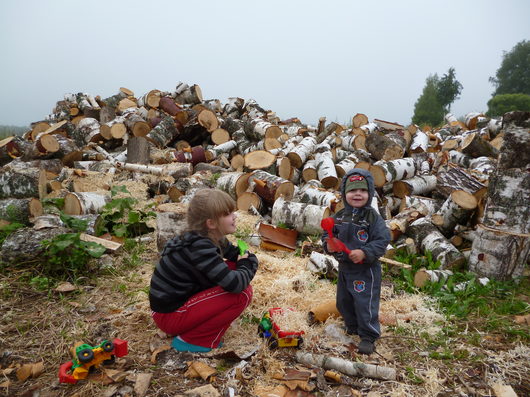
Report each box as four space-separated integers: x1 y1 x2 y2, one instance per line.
127 136 150 164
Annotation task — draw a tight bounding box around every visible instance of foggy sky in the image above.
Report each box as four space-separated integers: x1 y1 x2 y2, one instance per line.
1 0 529 128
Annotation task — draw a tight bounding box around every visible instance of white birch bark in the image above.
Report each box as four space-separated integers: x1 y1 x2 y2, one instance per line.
271 196 330 235
287 137 317 168
393 175 437 198
370 158 417 187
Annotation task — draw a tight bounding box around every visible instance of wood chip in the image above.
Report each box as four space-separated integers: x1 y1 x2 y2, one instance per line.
16 364 33 382
150 345 171 364
55 282 76 293
134 373 153 397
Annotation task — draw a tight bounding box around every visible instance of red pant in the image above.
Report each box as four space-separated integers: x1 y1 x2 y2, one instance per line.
151 262 253 349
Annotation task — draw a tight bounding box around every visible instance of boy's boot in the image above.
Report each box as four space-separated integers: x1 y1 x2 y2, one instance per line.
358 339 375 355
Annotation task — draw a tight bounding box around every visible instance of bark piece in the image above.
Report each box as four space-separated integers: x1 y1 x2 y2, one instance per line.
308 300 340 323
307 252 339 279
259 222 298 250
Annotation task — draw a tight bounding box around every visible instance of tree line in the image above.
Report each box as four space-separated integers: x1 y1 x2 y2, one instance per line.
412 39 530 127
0 125 28 139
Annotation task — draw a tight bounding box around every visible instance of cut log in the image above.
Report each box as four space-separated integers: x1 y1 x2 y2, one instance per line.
243 150 276 171
392 175 437 198
52 135 82 167
0 166 47 199
407 217 466 269
0 226 70 264
248 170 295 207
73 117 101 145
352 113 369 128
295 352 396 381
365 132 404 161
158 96 181 116
0 198 43 222
173 82 203 105
210 128 230 145
399 195 441 215
173 146 207 166
271 196 330 235
127 136 150 164
370 158 417 188
0 136 32 165
414 268 453 288
297 185 342 213
409 129 429 153
287 137 317 168
335 150 371 178
386 208 425 241
431 190 477 235
307 251 339 279
460 132 498 158
302 159 318 182
436 164 486 198
468 224 530 280
237 191 264 213
205 140 237 161
308 299 340 324
315 150 338 188
156 210 187 251
216 172 249 200
145 116 179 148
64 192 110 215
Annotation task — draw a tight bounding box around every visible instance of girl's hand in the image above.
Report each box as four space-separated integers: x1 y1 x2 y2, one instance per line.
237 253 249 261
348 249 365 264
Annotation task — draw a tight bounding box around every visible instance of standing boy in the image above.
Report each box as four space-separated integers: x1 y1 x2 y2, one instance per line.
322 168 390 354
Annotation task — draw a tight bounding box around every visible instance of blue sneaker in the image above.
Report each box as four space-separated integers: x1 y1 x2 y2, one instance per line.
171 337 212 353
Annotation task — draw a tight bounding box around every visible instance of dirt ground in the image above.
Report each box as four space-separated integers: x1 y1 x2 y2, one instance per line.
1 210 529 397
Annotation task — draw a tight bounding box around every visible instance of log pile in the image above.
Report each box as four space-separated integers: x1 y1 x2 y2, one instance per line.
0 82 528 281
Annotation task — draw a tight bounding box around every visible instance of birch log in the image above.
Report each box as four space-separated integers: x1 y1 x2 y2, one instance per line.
315 150 338 188
64 192 110 215
335 150 371 177
436 164 486 198
392 175 437 198
431 190 478 235
248 170 295 207
407 217 466 269
409 130 429 153
365 132 404 161
370 158 416 187
302 159 318 182
460 132 498 158
0 166 47 199
307 251 339 279
297 185 343 213
0 198 43 222
145 116 179 148
295 352 396 381
468 224 530 280
272 197 330 235
287 137 317 168
216 172 249 200
414 268 453 288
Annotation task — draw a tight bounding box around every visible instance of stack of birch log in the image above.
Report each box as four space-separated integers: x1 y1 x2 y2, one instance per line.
0 82 528 281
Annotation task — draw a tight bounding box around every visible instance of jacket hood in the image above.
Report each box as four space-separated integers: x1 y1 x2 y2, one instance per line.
340 168 376 212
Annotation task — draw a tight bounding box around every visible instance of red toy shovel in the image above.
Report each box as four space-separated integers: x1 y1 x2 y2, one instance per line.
320 217 351 254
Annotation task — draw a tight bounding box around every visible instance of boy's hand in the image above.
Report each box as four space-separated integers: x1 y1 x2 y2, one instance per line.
348 249 365 264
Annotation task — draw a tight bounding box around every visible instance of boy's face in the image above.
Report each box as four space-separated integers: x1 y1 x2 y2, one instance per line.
345 189 369 208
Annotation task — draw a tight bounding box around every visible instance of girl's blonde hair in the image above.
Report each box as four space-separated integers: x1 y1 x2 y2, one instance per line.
186 188 236 238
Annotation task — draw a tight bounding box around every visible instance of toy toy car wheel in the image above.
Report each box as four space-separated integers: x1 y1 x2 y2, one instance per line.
267 338 278 349
102 341 114 352
297 337 304 348
77 348 94 364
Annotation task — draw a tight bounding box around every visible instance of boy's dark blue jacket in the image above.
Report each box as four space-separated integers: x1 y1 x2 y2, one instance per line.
322 168 390 271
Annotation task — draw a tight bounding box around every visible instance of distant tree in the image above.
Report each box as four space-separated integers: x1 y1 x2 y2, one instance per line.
0 125 28 139
412 75 444 127
489 40 530 96
486 93 530 117
436 67 463 114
